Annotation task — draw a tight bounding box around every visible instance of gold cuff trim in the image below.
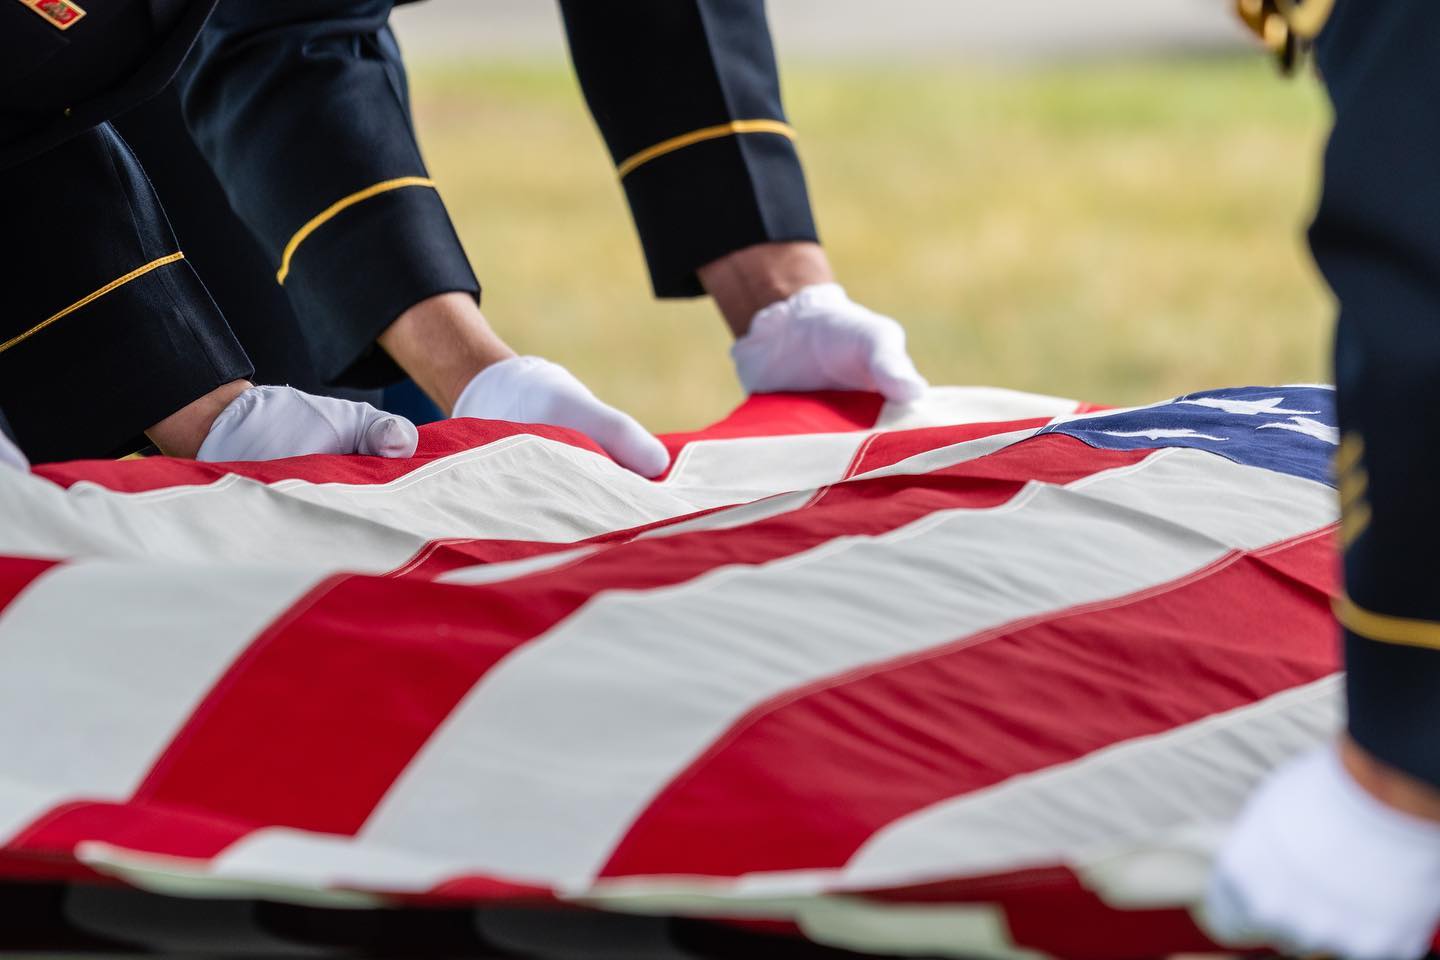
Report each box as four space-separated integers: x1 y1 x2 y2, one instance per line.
0 252 186 357
1336 594 1440 651
617 119 797 179
1335 432 1364 478
1338 467 1368 513
276 176 437 285
1339 501 1371 550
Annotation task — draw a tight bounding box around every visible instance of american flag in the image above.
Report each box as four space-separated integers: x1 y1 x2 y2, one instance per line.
0 384 1342 958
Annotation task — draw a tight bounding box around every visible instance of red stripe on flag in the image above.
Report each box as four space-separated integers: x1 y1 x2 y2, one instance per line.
126 437 1149 842
388 503 749 580
0 851 104 883
392 423 1097 581
659 391 885 455
859 867 1217 959
30 393 887 494
9 800 253 862
420 876 556 904
388 502 746 579
385 537 581 579
31 420 606 493
597 528 1338 878
0 556 60 611
844 417 1051 477
128 574 531 839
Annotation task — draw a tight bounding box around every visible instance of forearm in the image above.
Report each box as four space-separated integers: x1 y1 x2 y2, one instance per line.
179 2 478 387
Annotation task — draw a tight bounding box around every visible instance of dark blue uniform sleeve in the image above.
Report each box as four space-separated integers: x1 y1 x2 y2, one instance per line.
0 0 260 463
0 123 252 462
1310 0 1440 787
114 87 387 408
180 0 821 380
559 0 820 297
178 1 480 388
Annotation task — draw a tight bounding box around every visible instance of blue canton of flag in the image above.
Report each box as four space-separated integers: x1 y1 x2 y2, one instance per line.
1041 385 1338 487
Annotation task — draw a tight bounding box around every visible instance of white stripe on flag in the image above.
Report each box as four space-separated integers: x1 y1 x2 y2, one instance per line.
159 826 466 894
0 562 322 843
0 438 704 572
662 432 867 500
856 428 1043 481
640 428 1046 542
875 386 1080 432
840 676 1342 901
123 645 1342 919
0 389 1085 574
0 427 1067 584
437 547 600 585
568 682 1339 959
353 449 1335 888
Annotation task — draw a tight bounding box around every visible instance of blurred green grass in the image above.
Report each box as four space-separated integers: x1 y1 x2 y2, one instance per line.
408 56 1333 432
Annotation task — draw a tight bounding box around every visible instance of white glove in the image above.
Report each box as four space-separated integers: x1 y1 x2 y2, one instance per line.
0 428 28 471
731 283 928 404
1204 743 1440 960
197 385 419 462
454 356 669 479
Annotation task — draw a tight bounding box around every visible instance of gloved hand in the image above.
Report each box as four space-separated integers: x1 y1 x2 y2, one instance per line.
197 385 419 462
731 283 929 404
453 356 669 478
1204 743 1440 960
0 428 28 471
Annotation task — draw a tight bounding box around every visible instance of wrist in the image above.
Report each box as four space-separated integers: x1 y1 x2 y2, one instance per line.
1342 734 1440 823
378 292 518 413
146 378 253 459
698 241 835 337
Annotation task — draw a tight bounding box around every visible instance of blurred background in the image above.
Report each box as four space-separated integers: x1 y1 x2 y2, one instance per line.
389 0 1333 431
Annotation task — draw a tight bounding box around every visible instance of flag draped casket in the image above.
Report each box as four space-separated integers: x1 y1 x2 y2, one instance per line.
0 386 1342 958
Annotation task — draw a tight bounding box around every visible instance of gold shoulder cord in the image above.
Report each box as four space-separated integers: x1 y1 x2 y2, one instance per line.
1236 0 1336 74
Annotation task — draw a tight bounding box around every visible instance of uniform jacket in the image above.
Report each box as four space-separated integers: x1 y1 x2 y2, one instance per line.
0 0 216 170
